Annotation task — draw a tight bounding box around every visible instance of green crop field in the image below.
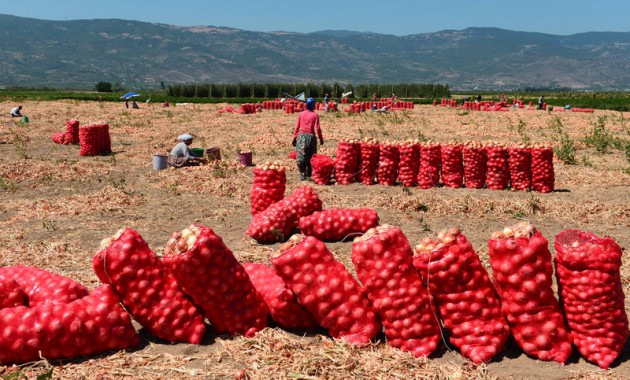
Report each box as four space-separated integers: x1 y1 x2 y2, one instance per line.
1 87 629 111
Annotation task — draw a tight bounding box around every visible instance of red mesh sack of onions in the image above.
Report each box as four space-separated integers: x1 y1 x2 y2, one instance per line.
377 141 400 186
334 138 360 185
417 142 441 189
412 228 510 363
242 262 317 330
463 141 487 189
440 142 464 188
485 142 510 190
0 284 140 365
79 125 102 156
79 125 98 155
0 277 27 309
531 144 555 193
352 225 440 357
488 222 572 363
79 124 111 156
397 140 420 187
246 186 323 243
0 265 88 306
554 229 628 369
250 161 286 215
508 144 532 191
164 225 268 337
310 154 335 185
93 228 206 344
65 119 80 145
51 131 66 145
357 137 380 185
299 208 379 242
271 235 381 344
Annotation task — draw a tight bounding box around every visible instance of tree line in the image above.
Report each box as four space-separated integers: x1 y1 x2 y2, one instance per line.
165 83 450 99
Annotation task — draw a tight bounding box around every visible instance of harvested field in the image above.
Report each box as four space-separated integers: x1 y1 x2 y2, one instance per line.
1 100 629 379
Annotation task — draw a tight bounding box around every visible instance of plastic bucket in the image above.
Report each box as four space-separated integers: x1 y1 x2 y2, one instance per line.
238 152 253 166
152 155 168 170
190 148 204 157
206 147 221 161
22 116 29 123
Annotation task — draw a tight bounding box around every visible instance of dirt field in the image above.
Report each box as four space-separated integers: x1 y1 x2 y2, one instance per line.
1 100 628 379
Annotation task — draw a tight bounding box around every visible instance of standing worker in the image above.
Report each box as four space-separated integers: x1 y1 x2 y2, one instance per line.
324 93 329 112
538 95 545 110
292 97 324 181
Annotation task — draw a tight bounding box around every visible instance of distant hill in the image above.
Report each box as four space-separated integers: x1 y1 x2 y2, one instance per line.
1 14 629 90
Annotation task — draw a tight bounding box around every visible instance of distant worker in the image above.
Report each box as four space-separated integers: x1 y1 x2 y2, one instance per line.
476 94 482 102
324 93 330 112
162 101 170 107
132 100 140 109
538 95 545 110
292 97 324 181
372 105 388 113
391 93 397 103
167 133 207 168
10 105 23 117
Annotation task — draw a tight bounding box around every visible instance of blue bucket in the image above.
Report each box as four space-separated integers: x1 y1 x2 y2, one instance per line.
152 155 168 170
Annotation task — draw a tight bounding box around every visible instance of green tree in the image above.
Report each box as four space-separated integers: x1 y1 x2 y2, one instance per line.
95 81 112 92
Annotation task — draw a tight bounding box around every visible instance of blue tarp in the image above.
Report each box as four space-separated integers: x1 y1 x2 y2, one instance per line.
121 92 140 99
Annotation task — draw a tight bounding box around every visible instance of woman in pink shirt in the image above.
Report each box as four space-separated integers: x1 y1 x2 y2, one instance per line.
292 97 324 180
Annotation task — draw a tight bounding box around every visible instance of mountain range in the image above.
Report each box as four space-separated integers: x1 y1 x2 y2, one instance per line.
1 14 629 91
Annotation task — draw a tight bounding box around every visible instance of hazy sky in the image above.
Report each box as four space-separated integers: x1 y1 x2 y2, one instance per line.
2 0 629 36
